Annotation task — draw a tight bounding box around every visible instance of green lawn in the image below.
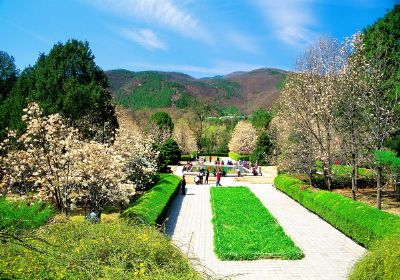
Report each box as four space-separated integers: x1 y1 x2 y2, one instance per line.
210 187 303 260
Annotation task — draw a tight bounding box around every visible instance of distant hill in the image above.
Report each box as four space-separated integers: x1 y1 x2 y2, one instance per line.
106 68 287 114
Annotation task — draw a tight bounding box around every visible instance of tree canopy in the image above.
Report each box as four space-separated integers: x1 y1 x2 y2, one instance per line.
149 111 174 132
0 51 18 101
251 108 272 131
0 40 117 142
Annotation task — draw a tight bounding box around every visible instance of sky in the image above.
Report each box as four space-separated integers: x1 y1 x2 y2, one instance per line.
0 0 397 78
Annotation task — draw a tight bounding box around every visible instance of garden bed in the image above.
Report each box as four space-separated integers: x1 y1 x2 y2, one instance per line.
210 187 303 260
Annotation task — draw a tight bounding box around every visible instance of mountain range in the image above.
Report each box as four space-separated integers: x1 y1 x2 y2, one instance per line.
105 68 287 115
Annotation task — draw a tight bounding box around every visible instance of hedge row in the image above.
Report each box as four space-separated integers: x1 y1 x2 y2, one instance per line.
274 174 400 248
0 199 53 232
121 174 181 225
228 152 250 161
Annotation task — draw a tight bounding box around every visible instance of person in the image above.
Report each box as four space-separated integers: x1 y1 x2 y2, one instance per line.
209 155 212 163
216 172 222 187
199 169 205 184
181 175 186 195
236 167 241 177
205 169 209 184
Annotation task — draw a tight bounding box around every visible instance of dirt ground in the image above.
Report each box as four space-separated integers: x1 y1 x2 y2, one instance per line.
333 187 400 216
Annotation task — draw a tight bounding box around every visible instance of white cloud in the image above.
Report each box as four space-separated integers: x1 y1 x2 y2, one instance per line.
254 0 317 46
117 27 166 50
85 0 210 42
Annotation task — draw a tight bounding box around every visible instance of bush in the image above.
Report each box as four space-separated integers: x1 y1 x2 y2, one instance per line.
121 174 181 225
180 154 194 161
0 199 53 232
228 151 250 161
158 139 182 172
250 132 272 165
0 219 201 280
349 235 400 280
274 174 400 248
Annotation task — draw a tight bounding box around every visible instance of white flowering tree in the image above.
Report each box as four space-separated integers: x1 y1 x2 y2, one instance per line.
228 121 257 154
0 104 156 216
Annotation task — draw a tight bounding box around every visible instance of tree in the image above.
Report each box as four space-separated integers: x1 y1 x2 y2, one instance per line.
251 108 272 131
363 5 400 155
335 33 370 200
228 121 257 154
0 51 18 101
148 111 174 144
277 37 344 191
157 139 182 171
0 40 117 142
189 98 212 151
1 103 161 216
250 132 272 165
149 111 174 132
173 118 197 154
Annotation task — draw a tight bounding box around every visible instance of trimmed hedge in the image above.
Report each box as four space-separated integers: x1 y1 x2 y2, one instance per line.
121 174 181 225
228 152 250 161
274 174 400 248
0 199 53 232
349 235 400 280
181 154 194 161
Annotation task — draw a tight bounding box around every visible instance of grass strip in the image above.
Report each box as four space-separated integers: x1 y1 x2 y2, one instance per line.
274 174 400 248
210 187 303 260
121 174 181 225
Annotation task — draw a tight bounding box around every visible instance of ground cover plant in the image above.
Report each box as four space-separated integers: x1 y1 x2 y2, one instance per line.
0 218 201 280
0 199 52 233
210 187 303 260
274 174 400 247
121 174 181 225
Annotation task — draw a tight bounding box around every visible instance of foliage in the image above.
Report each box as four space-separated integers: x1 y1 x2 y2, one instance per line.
210 187 303 260
1 103 158 215
274 174 400 248
149 111 174 132
228 152 250 161
115 71 191 110
0 199 52 233
0 51 18 101
208 78 240 99
157 139 182 172
0 39 117 142
0 218 201 280
121 174 180 225
251 108 272 131
250 132 272 165
228 120 257 154
349 235 400 280
173 118 197 154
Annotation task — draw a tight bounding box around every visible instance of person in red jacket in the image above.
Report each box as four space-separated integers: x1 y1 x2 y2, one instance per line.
216 172 222 187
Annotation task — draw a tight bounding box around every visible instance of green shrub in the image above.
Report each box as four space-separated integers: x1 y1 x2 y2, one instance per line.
0 199 53 232
210 187 303 260
158 139 182 172
250 132 272 165
0 219 201 280
121 174 181 225
349 235 400 280
274 174 400 248
180 154 194 161
228 151 250 161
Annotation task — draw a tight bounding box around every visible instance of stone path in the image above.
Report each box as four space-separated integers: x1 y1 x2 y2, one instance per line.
165 176 366 280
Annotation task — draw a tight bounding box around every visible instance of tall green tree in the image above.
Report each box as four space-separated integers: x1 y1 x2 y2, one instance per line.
149 111 174 132
250 132 272 165
0 51 18 101
251 108 272 131
363 5 400 155
0 40 117 142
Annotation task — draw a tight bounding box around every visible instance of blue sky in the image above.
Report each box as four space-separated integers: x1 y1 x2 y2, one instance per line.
0 0 396 78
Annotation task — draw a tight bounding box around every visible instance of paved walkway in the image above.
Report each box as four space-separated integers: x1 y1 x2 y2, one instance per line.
165 177 366 280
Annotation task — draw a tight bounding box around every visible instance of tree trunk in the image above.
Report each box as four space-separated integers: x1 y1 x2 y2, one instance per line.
395 174 400 202
376 165 382 210
323 161 332 192
351 152 357 200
